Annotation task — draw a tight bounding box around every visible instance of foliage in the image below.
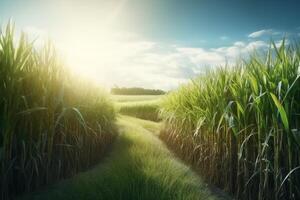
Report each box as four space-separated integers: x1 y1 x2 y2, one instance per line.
112 95 162 103
160 40 300 200
119 103 160 121
114 95 162 121
19 116 224 200
0 23 117 199
111 87 166 95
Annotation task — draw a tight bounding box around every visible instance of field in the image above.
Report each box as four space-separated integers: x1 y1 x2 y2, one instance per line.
1 21 300 200
112 95 163 103
19 116 228 200
160 41 300 200
113 95 163 121
0 24 228 199
0 24 117 199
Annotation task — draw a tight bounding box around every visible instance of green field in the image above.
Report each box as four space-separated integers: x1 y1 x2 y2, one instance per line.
19 116 228 200
0 24 117 199
160 41 300 199
2 25 228 199
114 95 163 121
2 19 300 200
112 95 163 103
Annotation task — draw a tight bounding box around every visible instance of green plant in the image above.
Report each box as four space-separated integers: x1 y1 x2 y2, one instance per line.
0 22 117 199
118 101 161 121
160 40 300 200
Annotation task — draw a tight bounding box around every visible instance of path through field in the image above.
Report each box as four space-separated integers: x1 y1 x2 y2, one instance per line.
20 115 228 200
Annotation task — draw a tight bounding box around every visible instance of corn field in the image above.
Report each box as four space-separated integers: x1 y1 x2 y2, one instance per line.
0 23 117 199
160 40 300 200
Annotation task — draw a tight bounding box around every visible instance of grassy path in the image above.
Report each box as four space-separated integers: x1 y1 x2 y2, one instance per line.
20 116 227 200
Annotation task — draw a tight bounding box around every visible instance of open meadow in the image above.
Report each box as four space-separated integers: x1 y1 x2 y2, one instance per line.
113 95 163 121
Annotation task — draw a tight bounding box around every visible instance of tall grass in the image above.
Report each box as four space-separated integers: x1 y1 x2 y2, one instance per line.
0 23 117 199
160 40 300 200
20 116 222 200
114 95 162 121
118 101 161 121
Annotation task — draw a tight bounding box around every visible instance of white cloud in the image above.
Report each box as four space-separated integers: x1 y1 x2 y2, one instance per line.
212 40 268 62
248 29 280 38
177 47 225 66
220 36 229 41
274 39 290 48
20 26 272 90
233 41 245 47
62 38 270 90
246 40 268 50
116 40 269 89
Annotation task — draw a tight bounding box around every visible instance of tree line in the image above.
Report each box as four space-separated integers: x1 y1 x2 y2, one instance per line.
111 87 166 95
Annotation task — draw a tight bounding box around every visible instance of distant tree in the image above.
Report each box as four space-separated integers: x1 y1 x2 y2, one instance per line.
111 87 166 95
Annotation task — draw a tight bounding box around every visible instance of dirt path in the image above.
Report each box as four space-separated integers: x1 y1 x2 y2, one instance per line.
20 115 228 200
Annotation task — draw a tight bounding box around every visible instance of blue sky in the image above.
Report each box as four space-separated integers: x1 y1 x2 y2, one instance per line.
1 0 300 89
118 0 300 46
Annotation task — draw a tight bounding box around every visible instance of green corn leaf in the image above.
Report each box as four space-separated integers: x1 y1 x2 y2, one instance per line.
17 107 47 115
71 107 88 133
270 93 289 131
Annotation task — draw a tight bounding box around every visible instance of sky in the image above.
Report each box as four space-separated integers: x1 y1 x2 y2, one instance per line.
0 0 300 90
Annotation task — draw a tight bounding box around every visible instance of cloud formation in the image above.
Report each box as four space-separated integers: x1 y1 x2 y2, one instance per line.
21 26 290 90
220 36 229 41
248 29 280 38
98 39 269 90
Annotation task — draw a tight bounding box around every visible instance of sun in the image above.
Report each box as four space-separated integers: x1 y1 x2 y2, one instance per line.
56 23 124 88
47 0 130 88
